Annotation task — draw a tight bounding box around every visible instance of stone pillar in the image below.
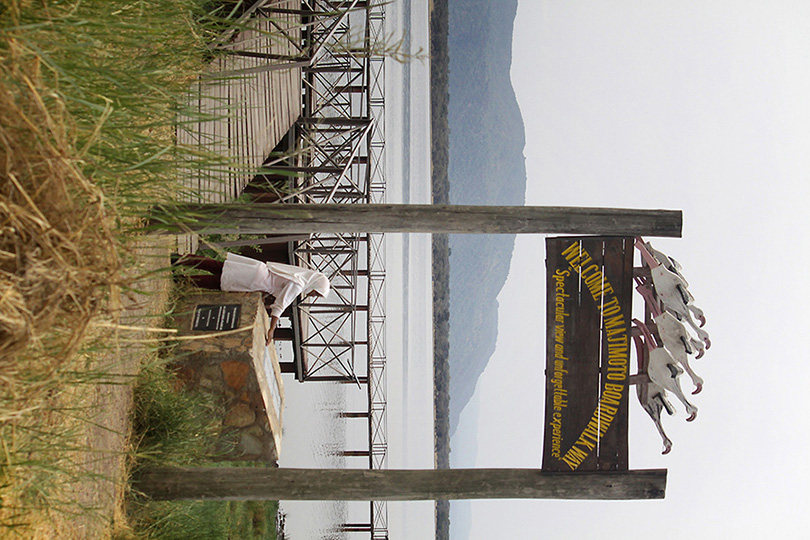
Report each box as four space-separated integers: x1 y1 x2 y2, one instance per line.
171 291 284 463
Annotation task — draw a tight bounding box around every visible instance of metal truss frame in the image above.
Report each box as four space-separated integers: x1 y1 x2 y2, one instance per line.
256 1 391 538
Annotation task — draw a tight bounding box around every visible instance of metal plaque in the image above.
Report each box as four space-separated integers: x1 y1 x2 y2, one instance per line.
192 304 242 332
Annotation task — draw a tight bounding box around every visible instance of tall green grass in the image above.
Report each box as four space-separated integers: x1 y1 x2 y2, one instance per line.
126 364 278 540
131 364 224 467
3 0 269 224
5 0 217 215
125 499 279 540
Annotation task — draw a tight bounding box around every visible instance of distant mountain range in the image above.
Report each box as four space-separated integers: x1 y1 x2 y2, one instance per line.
446 0 527 436
430 1 526 538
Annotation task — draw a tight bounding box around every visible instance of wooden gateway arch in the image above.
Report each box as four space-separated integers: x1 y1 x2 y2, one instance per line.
141 203 675 502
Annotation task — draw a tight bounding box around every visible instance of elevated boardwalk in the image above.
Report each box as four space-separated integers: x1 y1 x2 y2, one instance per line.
176 1 301 256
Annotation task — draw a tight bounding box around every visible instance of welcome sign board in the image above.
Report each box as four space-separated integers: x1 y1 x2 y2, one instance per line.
543 237 634 472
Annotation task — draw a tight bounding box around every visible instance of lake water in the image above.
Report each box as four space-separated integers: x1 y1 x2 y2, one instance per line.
277 1 434 538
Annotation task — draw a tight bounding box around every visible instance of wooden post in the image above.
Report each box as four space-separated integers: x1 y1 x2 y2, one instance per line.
149 203 682 237
136 467 666 501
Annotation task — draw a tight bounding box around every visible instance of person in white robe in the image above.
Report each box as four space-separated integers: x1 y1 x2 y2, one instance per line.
173 252 330 343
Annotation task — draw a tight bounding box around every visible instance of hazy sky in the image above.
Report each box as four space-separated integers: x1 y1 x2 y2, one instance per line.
452 1 810 538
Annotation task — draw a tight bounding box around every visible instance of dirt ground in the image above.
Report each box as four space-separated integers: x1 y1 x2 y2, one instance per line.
35 237 172 540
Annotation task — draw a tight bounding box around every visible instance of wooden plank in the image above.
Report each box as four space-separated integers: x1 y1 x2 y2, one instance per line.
248 67 261 171
136 467 667 501
543 237 601 471
199 90 217 202
218 67 230 203
597 237 633 471
234 67 247 198
150 204 683 237
543 237 634 472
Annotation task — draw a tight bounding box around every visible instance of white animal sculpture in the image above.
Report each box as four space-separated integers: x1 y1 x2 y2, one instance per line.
632 334 675 454
635 276 706 358
635 280 704 393
637 239 705 315
634 319 698 422
643 241 707 327
655 312 705 394
635 238 710 349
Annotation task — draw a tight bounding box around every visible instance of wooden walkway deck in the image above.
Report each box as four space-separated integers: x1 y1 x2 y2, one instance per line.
176 2 301 252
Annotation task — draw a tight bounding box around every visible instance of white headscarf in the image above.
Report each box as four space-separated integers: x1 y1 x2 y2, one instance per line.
266 261 330 298
304 273 330 298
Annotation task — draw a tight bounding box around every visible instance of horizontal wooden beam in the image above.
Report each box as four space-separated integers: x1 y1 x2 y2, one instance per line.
149 203 682 237
136 467 667 501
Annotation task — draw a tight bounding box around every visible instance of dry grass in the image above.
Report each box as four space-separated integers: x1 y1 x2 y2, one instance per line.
0 33 120 372
0 0 297 533
0 47 162 528
0 238 171 539
0 10 124 533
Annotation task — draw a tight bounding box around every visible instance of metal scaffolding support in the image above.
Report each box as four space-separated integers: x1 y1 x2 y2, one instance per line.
254 1 390 538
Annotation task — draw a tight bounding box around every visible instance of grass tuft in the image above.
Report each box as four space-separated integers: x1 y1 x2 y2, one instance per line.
130 363 224 468
124 363 278 540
